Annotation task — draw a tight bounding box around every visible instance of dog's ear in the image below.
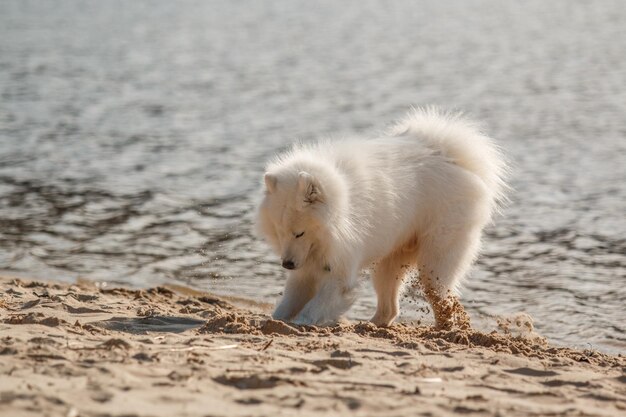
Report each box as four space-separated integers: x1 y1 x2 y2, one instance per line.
264 173 277 193
298 171 323 204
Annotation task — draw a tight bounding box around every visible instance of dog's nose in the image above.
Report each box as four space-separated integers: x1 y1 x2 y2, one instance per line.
282 259 295 270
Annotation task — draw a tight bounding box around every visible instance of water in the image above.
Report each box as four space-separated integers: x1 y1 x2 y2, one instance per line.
1 0 624 353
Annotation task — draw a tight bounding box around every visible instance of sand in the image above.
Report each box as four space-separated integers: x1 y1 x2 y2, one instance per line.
0 276 624 417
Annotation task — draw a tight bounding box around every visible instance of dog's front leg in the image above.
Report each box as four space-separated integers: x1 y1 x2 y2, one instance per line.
292 275 357 326
272 272 316 321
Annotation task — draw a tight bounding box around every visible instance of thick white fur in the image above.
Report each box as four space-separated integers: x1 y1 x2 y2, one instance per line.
256 108 507 326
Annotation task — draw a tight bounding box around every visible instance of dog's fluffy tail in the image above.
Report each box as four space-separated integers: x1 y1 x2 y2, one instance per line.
390 107 509 209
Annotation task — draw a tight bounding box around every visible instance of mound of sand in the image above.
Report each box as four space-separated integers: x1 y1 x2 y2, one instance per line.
0 276 624 416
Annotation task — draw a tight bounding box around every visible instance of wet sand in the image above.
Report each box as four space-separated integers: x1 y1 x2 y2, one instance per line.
0 276 624 417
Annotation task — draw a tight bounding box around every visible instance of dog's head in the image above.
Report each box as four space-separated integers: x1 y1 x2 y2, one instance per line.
257 170 329 271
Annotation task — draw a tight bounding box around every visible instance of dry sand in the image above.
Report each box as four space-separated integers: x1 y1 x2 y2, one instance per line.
0 276 624 417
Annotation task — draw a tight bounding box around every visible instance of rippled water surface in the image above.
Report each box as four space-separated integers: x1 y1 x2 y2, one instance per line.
1 0 625 352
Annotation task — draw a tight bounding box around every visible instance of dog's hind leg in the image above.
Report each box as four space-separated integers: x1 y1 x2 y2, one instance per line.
417 228 482 329
370 247 416 327
273 272 316 321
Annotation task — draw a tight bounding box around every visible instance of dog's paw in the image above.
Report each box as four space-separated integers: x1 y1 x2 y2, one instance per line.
370 315 393 327
292 313 339 327
272 302 296 321
370 307 398 327
271 310 289 321
291 313 315 326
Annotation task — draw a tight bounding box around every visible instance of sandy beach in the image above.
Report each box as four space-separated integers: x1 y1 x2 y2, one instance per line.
0 276 623 417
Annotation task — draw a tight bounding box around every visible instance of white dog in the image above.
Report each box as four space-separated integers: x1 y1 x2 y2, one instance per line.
256 108 507 328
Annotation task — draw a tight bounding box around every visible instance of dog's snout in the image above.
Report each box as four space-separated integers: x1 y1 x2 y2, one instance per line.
282 259 296 270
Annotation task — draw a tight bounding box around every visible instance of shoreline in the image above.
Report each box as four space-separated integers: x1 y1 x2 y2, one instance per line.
0 276 624 416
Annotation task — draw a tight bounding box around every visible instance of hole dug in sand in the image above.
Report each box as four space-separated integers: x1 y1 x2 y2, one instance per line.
309 358 360 370
213 374 293 390
92 316 205 334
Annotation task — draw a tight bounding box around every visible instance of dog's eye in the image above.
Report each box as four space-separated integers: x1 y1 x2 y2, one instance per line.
294 231 305 239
